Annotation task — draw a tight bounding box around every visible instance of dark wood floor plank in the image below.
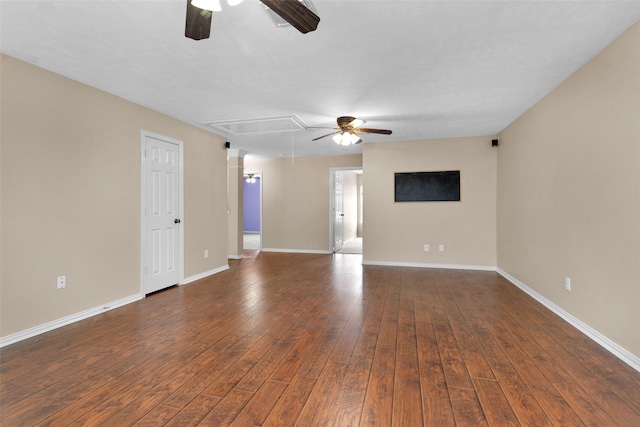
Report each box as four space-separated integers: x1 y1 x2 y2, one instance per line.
232 333 303 393
160 288 316 408
237 295 336 392
330 279 379 364
0 374 63 407
352 277 386 357
262 375 317 426
164 394 222 426
65 342 214 426
414 285 451 400
228 380 288 426
328 354 373 426
296 360 349 426
448 386 489 427
197 389 254 426
2 368 101 425
392 280 424 426
423 396 457 427
472 378 520 427
451 295 553 426
131 404 180 426
294 305 355 379
269 313 332 382
360 274 400 426
436 286 495 381
205 333 281 397
1 254 639 426
427 291 473 390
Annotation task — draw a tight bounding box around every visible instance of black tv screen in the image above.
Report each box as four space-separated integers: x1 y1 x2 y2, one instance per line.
394 171 460 202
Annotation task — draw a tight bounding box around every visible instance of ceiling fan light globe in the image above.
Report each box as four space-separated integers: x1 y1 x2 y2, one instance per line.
192 0 222 11
332 133 343 145
348 132 360 144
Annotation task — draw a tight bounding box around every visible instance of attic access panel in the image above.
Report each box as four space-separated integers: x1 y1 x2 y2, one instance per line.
394 171 461 202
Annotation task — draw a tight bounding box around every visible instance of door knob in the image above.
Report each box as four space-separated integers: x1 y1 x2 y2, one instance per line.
174 219 181 224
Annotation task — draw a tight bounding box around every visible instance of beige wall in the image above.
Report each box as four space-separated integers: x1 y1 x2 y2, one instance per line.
1 55 228 337
363 137 497 267
497 23 640 356
245 155 362 252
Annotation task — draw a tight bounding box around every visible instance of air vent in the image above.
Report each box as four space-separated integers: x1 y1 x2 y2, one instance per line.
263 0 317 28
205 115 309 136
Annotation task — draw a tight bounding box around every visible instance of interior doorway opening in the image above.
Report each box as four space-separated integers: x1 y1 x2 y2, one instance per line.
330 167 362 255
243 171 262 251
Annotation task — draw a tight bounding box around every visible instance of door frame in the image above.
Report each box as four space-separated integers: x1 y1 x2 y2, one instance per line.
243 169 263 251
140 130 185 295
329 166 362 253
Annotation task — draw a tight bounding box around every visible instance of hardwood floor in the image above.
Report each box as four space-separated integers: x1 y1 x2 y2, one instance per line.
1 252 639 426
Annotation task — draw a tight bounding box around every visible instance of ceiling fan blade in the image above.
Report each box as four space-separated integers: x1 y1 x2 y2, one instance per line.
348 118 366 128
356 128 393 135
185 0 212 40
259 0 320 33
312 131 339 141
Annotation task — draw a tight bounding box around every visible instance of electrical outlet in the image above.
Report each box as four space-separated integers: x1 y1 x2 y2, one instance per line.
204 250 209 259
57 276 66 289
565 277 571 291
439 244 445 252
424 244 430 252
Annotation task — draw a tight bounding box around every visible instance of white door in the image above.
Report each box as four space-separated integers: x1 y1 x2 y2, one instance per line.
143 134 182 294
334 171 344 252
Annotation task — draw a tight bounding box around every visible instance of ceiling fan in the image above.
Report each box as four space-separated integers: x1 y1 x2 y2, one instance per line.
185 0 320 40
312 116 393 146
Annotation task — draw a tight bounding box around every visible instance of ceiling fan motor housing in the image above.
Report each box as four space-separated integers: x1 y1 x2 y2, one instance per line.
337 116 357 129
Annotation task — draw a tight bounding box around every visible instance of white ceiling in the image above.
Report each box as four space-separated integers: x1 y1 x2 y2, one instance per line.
2 1 639 158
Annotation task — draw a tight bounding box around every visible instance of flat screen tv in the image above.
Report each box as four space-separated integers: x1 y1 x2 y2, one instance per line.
394 171 460 202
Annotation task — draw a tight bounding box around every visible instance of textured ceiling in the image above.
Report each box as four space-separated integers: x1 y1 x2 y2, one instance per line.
2 1 639 158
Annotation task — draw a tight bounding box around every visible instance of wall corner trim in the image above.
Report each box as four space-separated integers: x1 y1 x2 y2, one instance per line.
182 265 230 285
0 293 144 348
497 268 640 373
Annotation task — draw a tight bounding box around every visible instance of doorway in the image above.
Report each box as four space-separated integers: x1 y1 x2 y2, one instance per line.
243 171 262 251
141 131 183 294
330 167 362 254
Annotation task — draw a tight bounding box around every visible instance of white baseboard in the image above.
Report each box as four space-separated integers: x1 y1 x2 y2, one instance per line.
182 264 230 285
0 293 144 348
261 248 332 255
362 260 496 271
228 254 244 260
497 268 640 373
